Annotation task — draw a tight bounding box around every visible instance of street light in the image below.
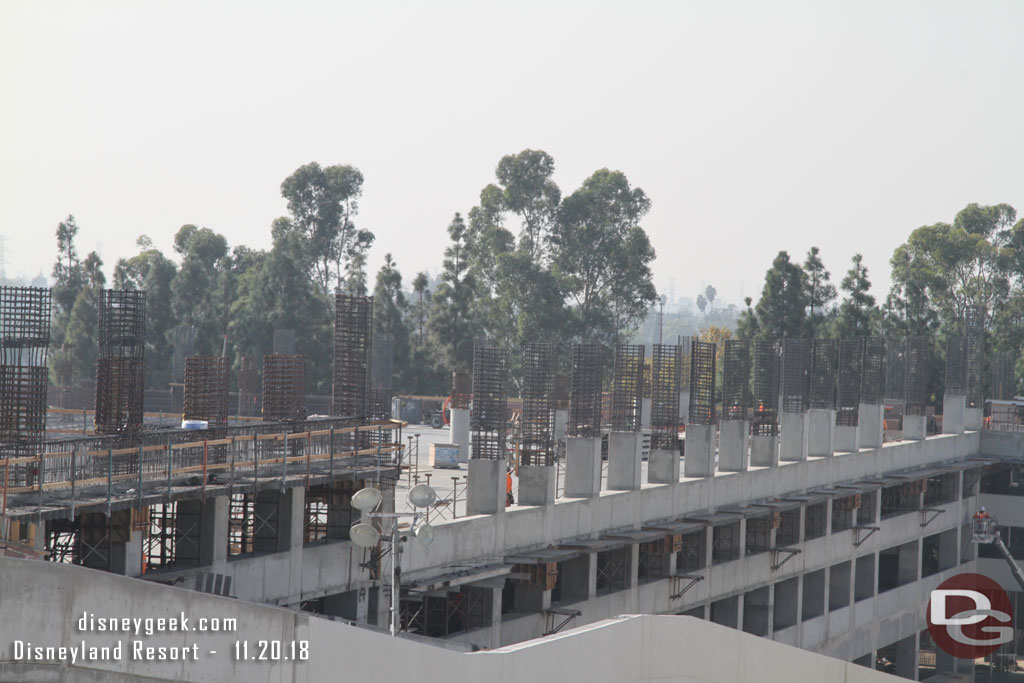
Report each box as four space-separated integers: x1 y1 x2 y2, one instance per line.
349 484 437 636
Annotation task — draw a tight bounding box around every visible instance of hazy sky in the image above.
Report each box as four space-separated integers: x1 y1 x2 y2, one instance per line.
2 1 1023 310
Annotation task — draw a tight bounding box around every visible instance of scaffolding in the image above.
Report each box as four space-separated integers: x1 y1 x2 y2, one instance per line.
184 356 229 425
94 289 145 435
781 338 809 414
836 339 864 427
808 339 836 410
752 340 781 436
650 343 681 450
0 286 51 489
263 355 307 421
568 344 603 438
689 341 716 425
611 344 644 432
332 294 373 419
722 340 750 422
471 346 508 460
862 336 885 405
521 342 555 466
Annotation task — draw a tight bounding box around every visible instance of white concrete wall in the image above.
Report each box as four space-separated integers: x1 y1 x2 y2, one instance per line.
0 555 901 683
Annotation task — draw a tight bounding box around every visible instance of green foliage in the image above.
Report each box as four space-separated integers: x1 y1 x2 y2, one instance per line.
834 253 877 338
752 251 807 340
373 253 411 390
429 214 477 371
803 246 836 336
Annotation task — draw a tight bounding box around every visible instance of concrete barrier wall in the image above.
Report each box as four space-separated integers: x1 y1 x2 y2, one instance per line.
0 554 902 683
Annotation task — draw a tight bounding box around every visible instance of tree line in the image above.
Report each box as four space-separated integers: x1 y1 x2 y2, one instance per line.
47 150 658 396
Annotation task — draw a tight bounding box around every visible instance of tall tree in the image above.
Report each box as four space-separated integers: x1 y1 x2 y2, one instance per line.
170 225 229 357
704 285 717 314
753 251 807 339
372 253 411 390
278 162 374 294
803 246 837 336
551 169 657 343
50 215 86 386
411 271 430 349
64 251 105 383
491 149 561 262
429 214 477 370
834 253 876 338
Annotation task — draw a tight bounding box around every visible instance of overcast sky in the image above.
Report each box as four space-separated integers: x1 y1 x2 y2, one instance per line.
2 1 1022 311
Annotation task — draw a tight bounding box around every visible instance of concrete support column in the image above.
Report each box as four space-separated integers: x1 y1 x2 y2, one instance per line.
280 487 304 551
518 465 557 506
807 409 836 457
942 394 966 435
608 432 642 490
858 403 884 449
648 448 680 484
834 424 860 453
683 424 715 478
565 436 602 498
780 413 808 462
203 496 229 569
641 398 652 430
750 434 779 467
718 420 749 472
467 458 507 515
450 408 471 464
894 632 919 680
553 409 568 447
109 529 145 577
678 392 690 426
965 405 983 431
487 587 503 648
254 490 282 553
903 415 927 441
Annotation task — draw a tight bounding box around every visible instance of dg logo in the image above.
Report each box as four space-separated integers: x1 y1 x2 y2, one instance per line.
928 573 1014 659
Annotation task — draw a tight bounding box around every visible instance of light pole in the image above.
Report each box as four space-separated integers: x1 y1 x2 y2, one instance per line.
349 483 438 636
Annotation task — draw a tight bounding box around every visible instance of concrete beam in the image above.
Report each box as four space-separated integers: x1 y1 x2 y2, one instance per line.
858 403 884 449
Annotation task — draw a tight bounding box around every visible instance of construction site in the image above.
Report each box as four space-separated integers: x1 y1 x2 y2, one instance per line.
2 285 1024 683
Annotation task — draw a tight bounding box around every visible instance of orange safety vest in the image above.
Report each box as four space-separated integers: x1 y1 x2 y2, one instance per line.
506 472 513 494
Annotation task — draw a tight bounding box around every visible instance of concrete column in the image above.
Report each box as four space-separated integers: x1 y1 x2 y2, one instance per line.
894 632 919 680
608 432 642 490
780 412 808 462
450 408 471 464
683 424 715 478
565 436 602 498
807 409 836 457
834 424 860 453
641 398 652 430
280 487 304 551
718 420 749 472
750 434 779 467
903 414 927 441
467 458 507 515
110 530 145 577
553 409 568 446
858 403 884 449
518 465 556 506
648 448 680 484
254 490 282 553
965 405 983 431
679 392 690 425
203 496 229 569
942 394 966 435
487 587 503 648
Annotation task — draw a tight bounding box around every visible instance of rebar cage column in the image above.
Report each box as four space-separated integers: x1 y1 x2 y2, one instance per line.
332 294 373 419
904 336 930 417
521 342 555 466
836 339 865 427
650 344 681 450
966 306 984 409
611 345 644 432
263 355 307 421
470 347 509 460
688 341 717 425
808 339 837 410
183 356 229 425
781 338 809 414
752 341 781 436
722 340 750 422
94 289 146 435
568 344 603 438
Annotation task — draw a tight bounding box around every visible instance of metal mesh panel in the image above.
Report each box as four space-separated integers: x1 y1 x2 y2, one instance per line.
332 294 373 419
945 335 967 396
905 336 930 416
991 351 1016 401
98 289 145 358
752 341 781 436
183 356 229 425
569 343 603 438
521 342 555 466
808 339 837 410
367 387 392 421
451 370 472 409
0 286 51 347
273 329 296 355
781 338 809 413
688 341 716 425
95 357 145 434
836 339 864 426
263 355 306 421
885 338 906 400
722 340 750 421
651 344 681 449
171 324 195 384
611 344 644 432
0 287 50 471
861 336 885 405
471 346 508 459
966 306 984 408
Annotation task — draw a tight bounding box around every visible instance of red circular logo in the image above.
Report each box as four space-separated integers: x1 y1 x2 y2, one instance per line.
927 573 1014 659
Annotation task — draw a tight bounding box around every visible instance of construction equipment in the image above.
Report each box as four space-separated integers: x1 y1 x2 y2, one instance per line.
972 514 1024 592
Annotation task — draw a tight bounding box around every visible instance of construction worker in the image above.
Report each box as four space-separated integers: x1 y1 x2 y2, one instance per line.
976 506 990 520
506 467 514 507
